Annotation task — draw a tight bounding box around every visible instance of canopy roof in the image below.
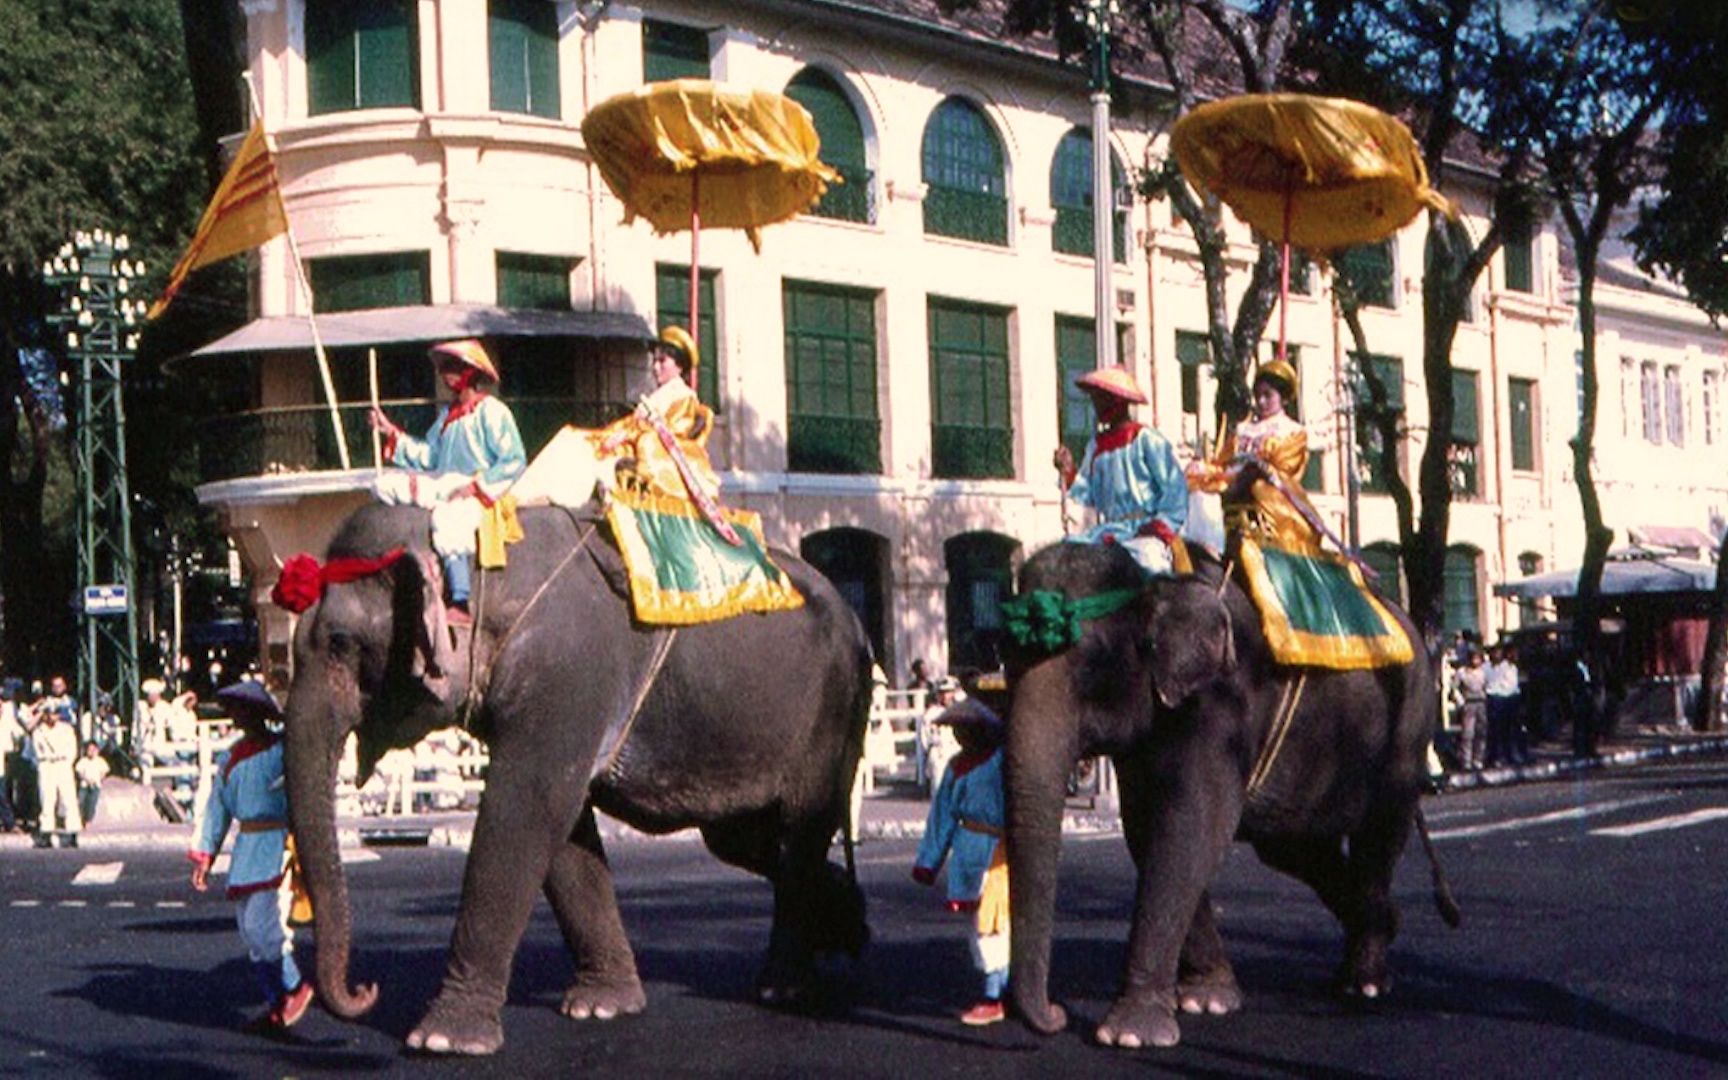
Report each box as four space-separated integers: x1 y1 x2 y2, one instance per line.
1494 549 1717 599
177 304 653 364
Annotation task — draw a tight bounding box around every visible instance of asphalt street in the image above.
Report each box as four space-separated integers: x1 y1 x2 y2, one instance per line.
2 759 1725 1078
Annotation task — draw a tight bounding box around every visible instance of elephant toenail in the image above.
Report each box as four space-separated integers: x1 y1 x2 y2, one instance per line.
595 1005 617 1020
1119 1033 1142 1048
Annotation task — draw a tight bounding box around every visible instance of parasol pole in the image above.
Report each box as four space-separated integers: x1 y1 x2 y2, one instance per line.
368 347 382 471
688 172 702 376
1278 180 1293 365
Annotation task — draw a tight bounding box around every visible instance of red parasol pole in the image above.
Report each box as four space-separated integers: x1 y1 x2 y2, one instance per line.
688 171 701 379
1278 180 1292 364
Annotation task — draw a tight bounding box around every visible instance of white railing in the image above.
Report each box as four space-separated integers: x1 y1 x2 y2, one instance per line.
859 688 927 794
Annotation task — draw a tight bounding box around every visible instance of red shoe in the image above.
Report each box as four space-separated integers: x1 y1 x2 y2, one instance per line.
445 605 473 628
960 1000 1005 1026
278 981 315 1028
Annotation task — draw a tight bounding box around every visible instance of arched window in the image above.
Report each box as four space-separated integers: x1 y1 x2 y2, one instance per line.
786 68 872 224
945 532 1020 672
801 528 889 665
1443 544 1482 638
1361 542 1405 609
1050 128 1126 262
921 98 1007 246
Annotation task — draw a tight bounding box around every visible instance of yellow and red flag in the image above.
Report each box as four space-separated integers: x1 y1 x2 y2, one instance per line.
147 121 288 320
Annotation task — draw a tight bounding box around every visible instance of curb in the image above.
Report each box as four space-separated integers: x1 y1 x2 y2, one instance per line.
1438 734 1728 792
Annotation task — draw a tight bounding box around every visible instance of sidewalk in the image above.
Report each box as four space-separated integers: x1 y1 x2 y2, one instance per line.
7 727 1726 853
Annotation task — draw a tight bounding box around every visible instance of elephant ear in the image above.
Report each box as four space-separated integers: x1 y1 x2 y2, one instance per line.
389 551 453 699
1146 579 1235 708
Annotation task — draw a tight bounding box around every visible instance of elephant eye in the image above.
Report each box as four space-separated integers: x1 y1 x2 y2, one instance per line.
325 630 358 661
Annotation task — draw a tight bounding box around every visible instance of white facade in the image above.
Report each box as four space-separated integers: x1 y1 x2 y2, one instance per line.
207 0 1728 678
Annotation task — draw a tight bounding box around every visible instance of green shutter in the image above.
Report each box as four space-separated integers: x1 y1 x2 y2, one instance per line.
307 1 416 115
491 0 559 117
786 69 871 223
656 263 718 408
1510 378 1536 471
1050 129 1126 262
929 299 1012 479
1451 369 1480 442
1055 316 1095 461
1338 242 1395 308
497 252 573 310
643 19 709 81
1504 225 1533 292
783 280 880 474
1443 547 1480 636
1177 330 1210 416
307 252 430 313
922 99 1007 246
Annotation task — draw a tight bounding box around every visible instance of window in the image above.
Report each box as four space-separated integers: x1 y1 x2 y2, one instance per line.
783 280 880 474
1705 370 1720 446
490 0 559 119
786 69 871 224
1443 545 1481 638
1510 377 1537 471
306 0 418 116
1641 361 1662 444
1664 366 1685 446
1620 358 1637 439
1449 369 1480 498
496 252 573 311
307 251 429 312
1361 542 1404 608
922 98 1008 246
1055 317 1099 464
655 263 718 408
928 299 1012 479
1352 353 1403 494
1336 241 1396 309
1517 552 1543 628
945 532 1019 672
1177 328 1211 432
1050 128 1126 262
802 528 888 664
642 19 709 81
1503 220 1534 293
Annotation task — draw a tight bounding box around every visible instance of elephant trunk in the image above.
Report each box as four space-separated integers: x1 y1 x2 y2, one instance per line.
1005 668 1077 1035
285 671 378 1019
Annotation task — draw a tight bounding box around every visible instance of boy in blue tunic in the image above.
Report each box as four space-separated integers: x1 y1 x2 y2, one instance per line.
1053 365 1188 575
369 338 527 625
188 681 313 1032
912 698 1010 1026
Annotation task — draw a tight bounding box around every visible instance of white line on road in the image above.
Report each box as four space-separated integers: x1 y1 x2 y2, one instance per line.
58 900 88 907
72 862 124 886
155 900 186 909
1428 795 1672 841
10 900 40 908
1590 807 1728 838
108 900 136 908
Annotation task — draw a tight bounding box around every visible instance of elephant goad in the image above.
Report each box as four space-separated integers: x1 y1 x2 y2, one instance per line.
282 504 873 1055
1000 542 1458 1050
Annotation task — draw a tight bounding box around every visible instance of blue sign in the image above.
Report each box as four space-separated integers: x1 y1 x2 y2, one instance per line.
83 584 129 615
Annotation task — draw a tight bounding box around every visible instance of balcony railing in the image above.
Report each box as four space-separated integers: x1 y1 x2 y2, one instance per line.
932 424 1013 480
788 414 881 474
809 165 874 225
923 186 1008 246
198 397 630 482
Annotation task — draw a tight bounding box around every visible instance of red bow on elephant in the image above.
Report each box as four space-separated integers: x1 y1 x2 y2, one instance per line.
271 548 407 614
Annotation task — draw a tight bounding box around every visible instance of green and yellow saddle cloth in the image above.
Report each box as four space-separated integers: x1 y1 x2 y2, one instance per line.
1229 469 1411 670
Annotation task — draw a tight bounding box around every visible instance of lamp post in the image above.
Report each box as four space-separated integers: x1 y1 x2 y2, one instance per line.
1084 0 1120 372
44 230 142 754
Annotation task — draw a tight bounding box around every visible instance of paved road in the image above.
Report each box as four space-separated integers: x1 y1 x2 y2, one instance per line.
2 760 1726 1078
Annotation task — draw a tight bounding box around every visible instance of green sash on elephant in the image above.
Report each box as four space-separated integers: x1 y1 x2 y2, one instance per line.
1002 588 1141 653
604 485 804 625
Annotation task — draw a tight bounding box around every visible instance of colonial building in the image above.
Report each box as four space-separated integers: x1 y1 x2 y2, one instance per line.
181 0 1727 681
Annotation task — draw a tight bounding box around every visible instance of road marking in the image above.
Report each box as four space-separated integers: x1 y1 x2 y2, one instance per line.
58 899 88 908
108 900 136 908
156 900 186 909
10 900 41 908
1428 795 1671 841
1590 807 1728 838
72 862 124 886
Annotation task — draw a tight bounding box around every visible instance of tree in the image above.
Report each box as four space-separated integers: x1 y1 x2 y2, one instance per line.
0 0 206 679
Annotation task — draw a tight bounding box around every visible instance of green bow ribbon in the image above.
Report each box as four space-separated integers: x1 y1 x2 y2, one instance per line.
1001 587 1142 653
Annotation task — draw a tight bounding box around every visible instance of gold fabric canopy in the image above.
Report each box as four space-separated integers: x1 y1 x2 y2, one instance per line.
1170 93 1453 252
581 80 839 252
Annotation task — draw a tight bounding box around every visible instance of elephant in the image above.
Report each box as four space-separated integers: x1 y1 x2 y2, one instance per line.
998 541 1458 1050
282 502 873 1055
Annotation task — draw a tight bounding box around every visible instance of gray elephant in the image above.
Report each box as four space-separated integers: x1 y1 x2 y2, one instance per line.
282 503 872 1055
999 541 1457 1050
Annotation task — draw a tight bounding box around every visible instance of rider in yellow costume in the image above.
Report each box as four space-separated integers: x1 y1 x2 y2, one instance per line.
1186 359 1411 670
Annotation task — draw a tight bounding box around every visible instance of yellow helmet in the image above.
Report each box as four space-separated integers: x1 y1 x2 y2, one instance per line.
658 325 700 375
1253 358 1298 399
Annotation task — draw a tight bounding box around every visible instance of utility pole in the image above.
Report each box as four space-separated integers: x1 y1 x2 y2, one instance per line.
44 230 143 753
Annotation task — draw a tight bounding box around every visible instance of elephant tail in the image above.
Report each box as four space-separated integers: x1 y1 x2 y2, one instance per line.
1413 807 1462 928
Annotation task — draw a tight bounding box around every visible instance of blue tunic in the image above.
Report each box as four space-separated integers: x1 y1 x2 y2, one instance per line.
391 395 527 490
915 748 1005 904
1067 422 1188 545
192 737 290 899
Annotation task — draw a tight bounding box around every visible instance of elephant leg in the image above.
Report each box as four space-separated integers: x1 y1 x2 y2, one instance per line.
545 806 647 1022
1336 800 1416 999
407 743 591 1055
1251 831 1398 997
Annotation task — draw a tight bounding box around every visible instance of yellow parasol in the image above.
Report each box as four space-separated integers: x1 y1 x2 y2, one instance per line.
582 79 839 369
1170 93 1455 360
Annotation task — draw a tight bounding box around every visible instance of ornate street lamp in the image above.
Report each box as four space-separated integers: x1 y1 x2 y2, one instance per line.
44 230 142 753
1084 0 1121 371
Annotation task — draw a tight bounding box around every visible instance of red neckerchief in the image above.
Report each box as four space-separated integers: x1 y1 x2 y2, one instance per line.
440 389 488 431
1092 420 1143 454
222 732 281 781
947 746 997 778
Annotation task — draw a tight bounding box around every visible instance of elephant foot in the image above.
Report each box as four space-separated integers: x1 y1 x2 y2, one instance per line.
561 974 647 1021
405 997 504 1056
1096 993 1180 1049
1177 974 1243 1016
1338 937 1393 1001
1337 972 1392 1001
1017 1000 1068 1036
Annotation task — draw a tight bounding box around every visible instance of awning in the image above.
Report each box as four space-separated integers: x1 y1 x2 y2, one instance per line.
1494 552 1717 599
177 304 654 363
